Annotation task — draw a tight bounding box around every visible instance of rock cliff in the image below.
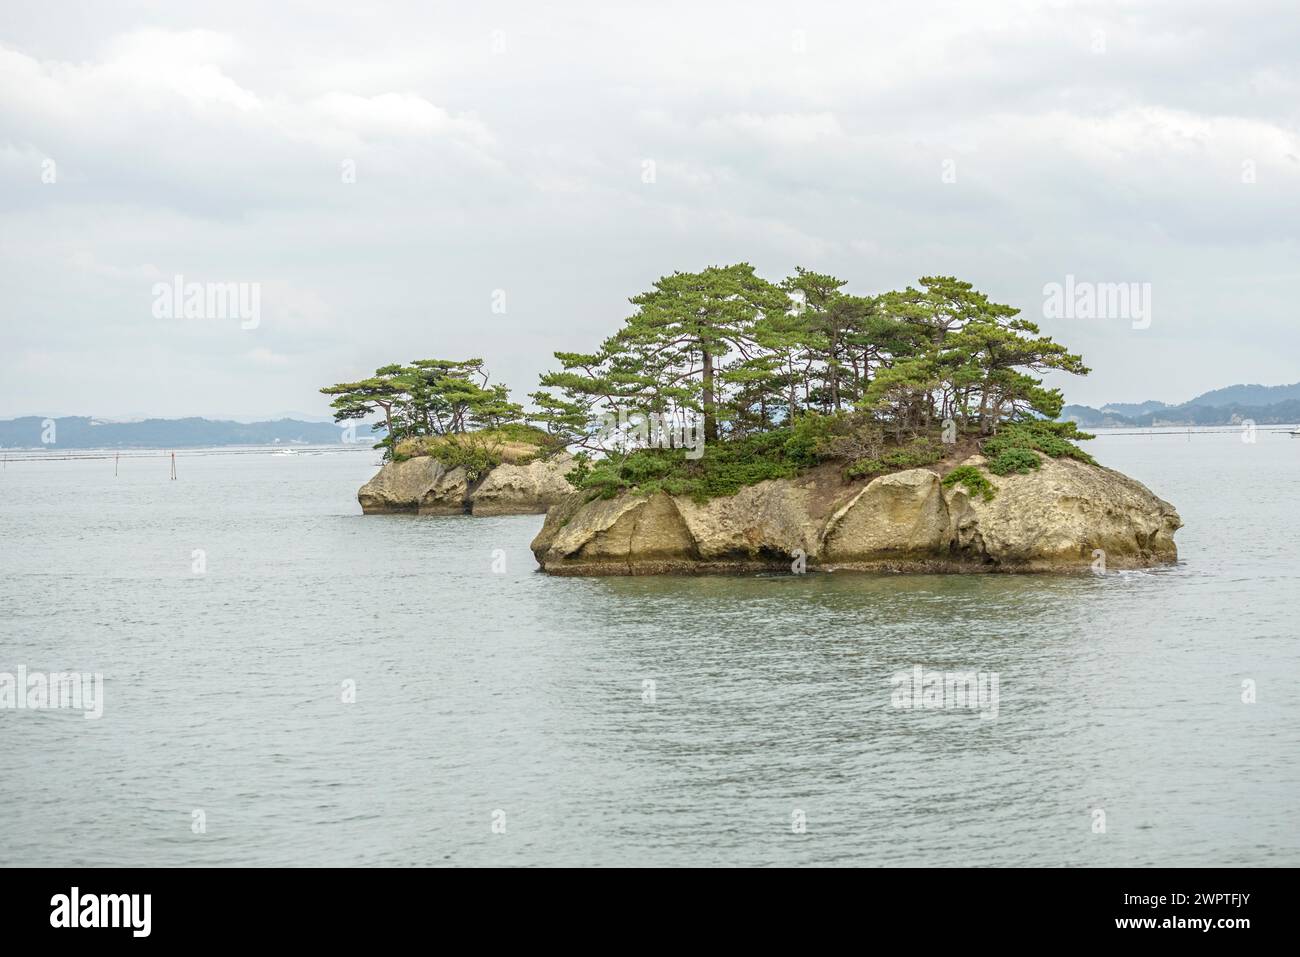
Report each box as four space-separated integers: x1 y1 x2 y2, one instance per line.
358 453 574 516
530 453 1181 574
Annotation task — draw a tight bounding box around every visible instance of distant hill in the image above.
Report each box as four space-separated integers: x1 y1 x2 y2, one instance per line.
1183 382 1300 407
1062 405 1132 427
1064 399 1300 428
1065 380 1300 427
0 416 375 449
1100 400 1168 417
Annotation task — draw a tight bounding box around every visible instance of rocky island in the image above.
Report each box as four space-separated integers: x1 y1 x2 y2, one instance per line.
358 443 574 516
320 360 575 516
530 450 1181 575
521 267 1183 576
323 267 1182 571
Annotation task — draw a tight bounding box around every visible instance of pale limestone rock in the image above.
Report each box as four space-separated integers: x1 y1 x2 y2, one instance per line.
822 469 950 562
945 453 1181 570
468 454 575 516
418 466 470 516
357 453 574 516
530 468 856 574
674 472 846 562
357 457 448 514
531 454 1181 575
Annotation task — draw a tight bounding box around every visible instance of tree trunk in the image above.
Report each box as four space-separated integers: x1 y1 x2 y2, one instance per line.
381 403 395 458
830 331 841 411
701 346 718 443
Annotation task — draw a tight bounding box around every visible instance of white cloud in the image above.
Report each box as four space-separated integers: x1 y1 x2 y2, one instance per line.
701 112 846 146
248 347 292 366
2 1 1299 417
307 92 492 146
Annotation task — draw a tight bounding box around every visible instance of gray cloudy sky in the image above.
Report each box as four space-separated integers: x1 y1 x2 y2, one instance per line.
2 0 1297 420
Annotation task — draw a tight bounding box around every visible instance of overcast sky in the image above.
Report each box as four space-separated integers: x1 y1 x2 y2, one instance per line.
2 0 1297 420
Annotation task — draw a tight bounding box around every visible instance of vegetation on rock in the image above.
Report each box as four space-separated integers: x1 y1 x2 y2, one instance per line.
566 429 813 503
323 268 1098 492
942 464 997 501
844 436 945 480
530 266 1095 498
321 358 529 459
981 419 1096 475
987 447 1042 475
393 425 554 479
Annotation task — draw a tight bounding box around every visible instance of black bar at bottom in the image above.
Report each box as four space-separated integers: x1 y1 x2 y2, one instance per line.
0 867 1286 943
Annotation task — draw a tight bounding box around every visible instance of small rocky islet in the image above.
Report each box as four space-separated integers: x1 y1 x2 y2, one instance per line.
336 268 1182 575
357 442 574 517
358 443 1181 575
529 451 1180 575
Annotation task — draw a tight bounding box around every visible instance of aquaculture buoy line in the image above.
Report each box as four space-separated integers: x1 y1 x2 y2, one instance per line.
0 445 375 464
1092 427 1300 436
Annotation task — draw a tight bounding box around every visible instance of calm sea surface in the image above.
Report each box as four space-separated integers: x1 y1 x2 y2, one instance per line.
2 431 1297 866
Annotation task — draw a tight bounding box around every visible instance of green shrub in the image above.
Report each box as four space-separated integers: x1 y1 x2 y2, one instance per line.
396 424 562 471
846 437 943 479
434 439 502 482
813 415 885 463
567 429 807 502
942 464 996 501
987 447 1041 475
564 418 1069 501
782 412 842 466
490 422 555 446
981 419 1095 465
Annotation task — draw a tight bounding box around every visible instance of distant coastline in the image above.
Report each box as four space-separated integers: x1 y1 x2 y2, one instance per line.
0 416 384 450
8 377 1299 448
1064 381 1300 428
1064 402 1300 428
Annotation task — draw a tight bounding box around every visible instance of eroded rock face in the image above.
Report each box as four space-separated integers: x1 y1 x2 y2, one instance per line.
941 454 1181 570
529 492 700 574
469 455 578 516
357 453 574 516
531 452 1182 575
357 457 448 514
822 468 950 562
418 466 470 516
